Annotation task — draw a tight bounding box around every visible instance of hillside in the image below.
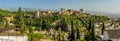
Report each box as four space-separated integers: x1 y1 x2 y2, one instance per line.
0 8 13 17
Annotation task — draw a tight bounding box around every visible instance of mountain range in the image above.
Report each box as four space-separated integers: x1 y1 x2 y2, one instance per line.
1 8 120 18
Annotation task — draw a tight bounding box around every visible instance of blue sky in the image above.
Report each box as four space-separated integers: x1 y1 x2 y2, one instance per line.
0 0 120 14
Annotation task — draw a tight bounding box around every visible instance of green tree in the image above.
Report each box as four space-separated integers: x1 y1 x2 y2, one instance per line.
85 19 92 41
58 28 62 41
28 19 34 41
85 18 96 41
17 7 26 33
91 15 96 41
5 19 9 28
76 27 81 40
28 26 34 41
18 7 22 16
91 23 96 41
101 22 105 35
69 19 76 41
41 20 47 30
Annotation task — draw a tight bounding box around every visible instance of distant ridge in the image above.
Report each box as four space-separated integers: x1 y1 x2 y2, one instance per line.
3 8 36 11
1 8 120 18
2 8 59 12
85 10 120 18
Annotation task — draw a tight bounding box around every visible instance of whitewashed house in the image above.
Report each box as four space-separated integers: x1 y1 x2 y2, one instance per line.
0 28 28 41
0 36 28 41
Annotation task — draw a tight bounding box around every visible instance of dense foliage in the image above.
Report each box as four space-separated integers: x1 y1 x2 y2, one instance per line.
0 8 110 41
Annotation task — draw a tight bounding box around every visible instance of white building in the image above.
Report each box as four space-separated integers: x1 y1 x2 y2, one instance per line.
0 28 28 41
0 36 28 41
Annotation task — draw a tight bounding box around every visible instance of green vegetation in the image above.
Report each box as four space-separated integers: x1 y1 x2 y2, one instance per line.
0 9 13 27
0 7 110 41
101 22 105 35
0 9 13 17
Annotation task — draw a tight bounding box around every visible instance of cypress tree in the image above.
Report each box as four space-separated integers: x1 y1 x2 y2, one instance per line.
29 27 34 41
85 18 94 41
42 20 47 30
58 28 62 41
101 22 105 35
5 19 9 28
76 27 81 39
88 18 92 31
91 15 96 41
68 31 71 41
91 23 95 41
17 7 26 33
29 19 34 41
69 19 75 41
86 19 92 41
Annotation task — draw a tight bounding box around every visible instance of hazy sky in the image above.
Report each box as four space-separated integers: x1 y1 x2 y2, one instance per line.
0 0 120 14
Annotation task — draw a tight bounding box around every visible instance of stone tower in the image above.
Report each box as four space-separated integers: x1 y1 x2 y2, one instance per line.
60 8 66 14
80 8 83 14
35 10 40 18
